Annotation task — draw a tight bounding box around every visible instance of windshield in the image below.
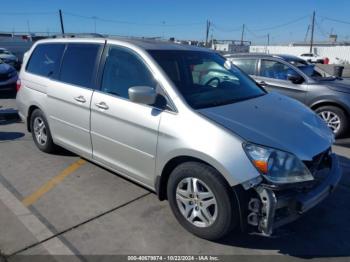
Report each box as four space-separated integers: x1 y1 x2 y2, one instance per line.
287 59 322 78
149 50 265 109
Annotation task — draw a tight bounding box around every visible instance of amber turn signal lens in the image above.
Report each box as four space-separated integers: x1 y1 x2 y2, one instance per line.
253 160 268 174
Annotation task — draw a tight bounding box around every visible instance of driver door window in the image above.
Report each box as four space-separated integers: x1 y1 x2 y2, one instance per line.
260 60 298 81
101 47 157 99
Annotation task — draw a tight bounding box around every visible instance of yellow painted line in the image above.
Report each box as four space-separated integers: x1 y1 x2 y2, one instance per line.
22 159 86 207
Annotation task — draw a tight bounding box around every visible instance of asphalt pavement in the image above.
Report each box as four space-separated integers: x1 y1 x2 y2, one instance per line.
0 92 350 261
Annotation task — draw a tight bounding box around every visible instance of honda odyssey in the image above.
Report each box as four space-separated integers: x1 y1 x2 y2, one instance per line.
16 37 342 240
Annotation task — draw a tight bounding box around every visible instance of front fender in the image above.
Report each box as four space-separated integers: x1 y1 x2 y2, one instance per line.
156 111 261 187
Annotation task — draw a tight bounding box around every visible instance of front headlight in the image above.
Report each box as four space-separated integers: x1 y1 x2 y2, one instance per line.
243 143 314 184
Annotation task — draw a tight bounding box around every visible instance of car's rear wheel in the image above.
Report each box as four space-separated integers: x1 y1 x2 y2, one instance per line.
30 109 56 153
315 106 348 138
167 162 238 240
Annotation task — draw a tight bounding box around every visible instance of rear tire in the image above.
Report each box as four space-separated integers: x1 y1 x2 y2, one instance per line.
315 106 348 138
167 162 239 240
30 109 57 153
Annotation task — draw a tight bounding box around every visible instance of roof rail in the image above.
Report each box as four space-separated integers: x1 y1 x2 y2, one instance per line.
51 33 105 39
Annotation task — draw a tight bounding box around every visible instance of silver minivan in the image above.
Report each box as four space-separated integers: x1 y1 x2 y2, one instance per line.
16 37 342 240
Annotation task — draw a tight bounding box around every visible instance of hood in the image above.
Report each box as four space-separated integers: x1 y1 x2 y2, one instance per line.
198 93 334 160
0 63 14 74
321 78 350 94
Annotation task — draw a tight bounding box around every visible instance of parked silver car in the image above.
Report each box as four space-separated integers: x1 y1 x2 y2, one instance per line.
16 37 342 240
228 54 350 138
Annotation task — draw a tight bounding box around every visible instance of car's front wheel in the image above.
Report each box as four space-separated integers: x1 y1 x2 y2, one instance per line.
315 105 348 138
167 162 239 240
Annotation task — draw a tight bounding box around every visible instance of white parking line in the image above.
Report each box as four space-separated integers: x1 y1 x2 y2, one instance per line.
0 181 74 256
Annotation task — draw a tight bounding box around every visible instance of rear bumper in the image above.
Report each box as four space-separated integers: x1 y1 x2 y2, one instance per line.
250 153 341 236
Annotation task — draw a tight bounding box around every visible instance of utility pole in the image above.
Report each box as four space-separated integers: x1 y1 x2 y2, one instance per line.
310 11 315 53
267 33 270 46
205 20 211 47
27 20 31 34
59 9 65 35
92 16 97 33
240 24 245 45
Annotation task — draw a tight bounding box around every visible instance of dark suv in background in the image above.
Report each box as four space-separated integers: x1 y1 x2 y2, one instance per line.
227 54 350 138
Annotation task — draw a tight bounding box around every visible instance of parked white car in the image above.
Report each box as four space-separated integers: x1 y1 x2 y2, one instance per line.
298 53 325 64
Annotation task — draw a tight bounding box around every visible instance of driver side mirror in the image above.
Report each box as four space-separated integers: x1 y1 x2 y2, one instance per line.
287 73 304 84
128 86 157 105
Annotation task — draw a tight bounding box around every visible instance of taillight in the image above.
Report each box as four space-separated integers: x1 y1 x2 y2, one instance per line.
16 79 21 92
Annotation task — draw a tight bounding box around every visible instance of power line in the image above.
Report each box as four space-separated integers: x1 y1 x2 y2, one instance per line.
322 16 350 25
245 26 267 39
64 11 203 27
315 19 328 38
0 11 55 15
251 15 309 32
211 23 241 32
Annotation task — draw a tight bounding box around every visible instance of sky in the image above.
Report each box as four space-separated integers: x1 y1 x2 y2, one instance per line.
0 0 349 44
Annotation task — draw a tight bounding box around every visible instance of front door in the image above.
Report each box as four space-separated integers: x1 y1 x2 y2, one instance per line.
255 59 308 103
90 44 161 186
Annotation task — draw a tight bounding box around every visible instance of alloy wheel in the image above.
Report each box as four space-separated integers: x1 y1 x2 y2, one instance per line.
318 111 341 134
176 177 218 228
33 117 47 146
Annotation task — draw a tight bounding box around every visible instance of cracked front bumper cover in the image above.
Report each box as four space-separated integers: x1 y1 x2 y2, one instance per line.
254 153 342 236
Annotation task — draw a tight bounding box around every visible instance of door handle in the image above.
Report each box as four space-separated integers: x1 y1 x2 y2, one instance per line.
74 95 86 103
95 102 109 110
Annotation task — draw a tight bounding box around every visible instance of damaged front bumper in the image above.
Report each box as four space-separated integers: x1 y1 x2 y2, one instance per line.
246 153 342 236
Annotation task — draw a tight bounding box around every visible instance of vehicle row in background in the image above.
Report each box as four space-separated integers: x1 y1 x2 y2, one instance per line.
0 47 21 70
226 53 350 138
0 58 18 94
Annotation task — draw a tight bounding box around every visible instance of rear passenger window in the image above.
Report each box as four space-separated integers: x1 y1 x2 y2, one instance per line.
26 44 65 78
231 59 257 75
59 44 100 88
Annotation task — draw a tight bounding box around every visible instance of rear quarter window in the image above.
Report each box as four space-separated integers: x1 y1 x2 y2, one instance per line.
231 58 257 75
26 43 65 79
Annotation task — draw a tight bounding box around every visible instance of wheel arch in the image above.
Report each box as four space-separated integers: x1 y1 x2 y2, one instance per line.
27 105 41 132
156 155 229 201
310 100 349 117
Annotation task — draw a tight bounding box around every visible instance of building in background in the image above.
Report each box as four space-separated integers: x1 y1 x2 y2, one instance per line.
211 40 250 54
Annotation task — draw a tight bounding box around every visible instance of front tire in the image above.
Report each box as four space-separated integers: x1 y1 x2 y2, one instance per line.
30 109 57 153
167 162 238 240
315 106 348 138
